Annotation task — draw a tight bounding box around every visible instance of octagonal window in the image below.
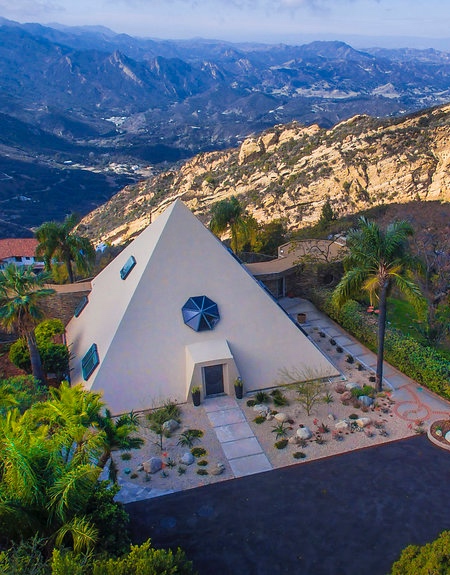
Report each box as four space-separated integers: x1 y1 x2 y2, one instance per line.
182 295 220 332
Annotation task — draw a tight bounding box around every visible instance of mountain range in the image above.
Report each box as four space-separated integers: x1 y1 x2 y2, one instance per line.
1 18 450 234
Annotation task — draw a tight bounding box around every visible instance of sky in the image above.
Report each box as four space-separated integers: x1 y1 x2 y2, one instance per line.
1 0 450 49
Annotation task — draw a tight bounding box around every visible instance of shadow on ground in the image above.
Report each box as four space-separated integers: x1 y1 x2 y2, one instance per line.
126 436 450 575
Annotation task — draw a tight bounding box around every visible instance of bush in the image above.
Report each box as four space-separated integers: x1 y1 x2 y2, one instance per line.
390 531 450 575
0 375 47 414
0 536 49 575
191 447 207 458
274 439 288 449
8 339 31 373
293 451 306 459
255 391 270 404
254 415 266 424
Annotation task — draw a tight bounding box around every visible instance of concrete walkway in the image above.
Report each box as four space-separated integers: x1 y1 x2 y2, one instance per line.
279 296 450 425
203 395 272 477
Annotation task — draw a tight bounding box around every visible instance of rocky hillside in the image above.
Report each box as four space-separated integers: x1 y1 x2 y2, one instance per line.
79 104 450 245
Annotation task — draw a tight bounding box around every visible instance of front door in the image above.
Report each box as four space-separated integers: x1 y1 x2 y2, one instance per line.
203 364 224 396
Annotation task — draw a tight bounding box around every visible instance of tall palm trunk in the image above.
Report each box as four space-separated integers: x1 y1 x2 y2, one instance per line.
375 283 389 392
26 330 46 383
65 257 75 283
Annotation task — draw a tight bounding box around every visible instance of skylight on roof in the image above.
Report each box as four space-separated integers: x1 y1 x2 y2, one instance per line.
120 256 136 280
74 295 88 318
82 344 99 380
182 295 220 332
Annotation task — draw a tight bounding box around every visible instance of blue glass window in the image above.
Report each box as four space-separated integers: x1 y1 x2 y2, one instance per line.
82 344 99 380
120 256 136 280
74 295 88 318
182 296 220 332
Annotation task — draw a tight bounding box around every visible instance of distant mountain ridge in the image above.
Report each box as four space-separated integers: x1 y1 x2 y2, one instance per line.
1 18 450 232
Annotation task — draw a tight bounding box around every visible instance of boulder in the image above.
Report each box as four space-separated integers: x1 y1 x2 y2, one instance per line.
274 412 289 423
356 417 372 428
341 391 353 401
296 426 312 440
162 419 180 433
211 462 225 476
346 382 361 391
180 452 195 466
359 395 374 407
335 420 349 431
253 404 270 416
142 457 162 474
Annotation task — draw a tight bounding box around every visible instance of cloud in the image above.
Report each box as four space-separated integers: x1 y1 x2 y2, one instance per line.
0 0 64 19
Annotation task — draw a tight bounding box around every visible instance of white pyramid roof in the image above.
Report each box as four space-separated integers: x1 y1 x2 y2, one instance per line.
66 200 338 414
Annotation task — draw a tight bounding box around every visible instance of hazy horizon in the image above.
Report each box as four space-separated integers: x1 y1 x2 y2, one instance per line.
1 0 450 51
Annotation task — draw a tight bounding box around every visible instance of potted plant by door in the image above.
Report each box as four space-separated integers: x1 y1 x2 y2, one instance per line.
234 377 244 399
192 386 201 406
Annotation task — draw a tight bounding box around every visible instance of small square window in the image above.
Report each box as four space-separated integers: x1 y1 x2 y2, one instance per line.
74 295 89 318
120 256 136 280
82 344 99 380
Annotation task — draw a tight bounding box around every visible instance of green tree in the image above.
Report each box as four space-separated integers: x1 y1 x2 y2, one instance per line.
390 531 450 574
209 196 247 253
318 198 335 231
0 264 54 382
332 217 423 392
35 214 96 283
96 410 144 479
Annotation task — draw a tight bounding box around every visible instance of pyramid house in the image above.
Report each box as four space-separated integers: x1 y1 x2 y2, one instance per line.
66 200 338 414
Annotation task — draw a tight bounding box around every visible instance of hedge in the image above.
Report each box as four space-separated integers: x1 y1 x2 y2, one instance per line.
317 290 450 401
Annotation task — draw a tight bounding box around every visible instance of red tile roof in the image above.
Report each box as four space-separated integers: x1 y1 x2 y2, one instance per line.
0 238 39 260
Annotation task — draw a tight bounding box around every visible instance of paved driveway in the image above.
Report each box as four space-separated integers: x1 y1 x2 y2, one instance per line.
126 435 450 575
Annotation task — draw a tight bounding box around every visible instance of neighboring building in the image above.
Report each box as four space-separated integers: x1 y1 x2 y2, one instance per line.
66 200 338 415
0 238 44 272
245 238 346 298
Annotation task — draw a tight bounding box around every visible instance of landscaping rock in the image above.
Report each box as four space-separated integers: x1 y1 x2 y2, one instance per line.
266 413 274 421
274 412 289 423
180 452 195 465
335 420 349 431
356 417 372 428
143 457 162 474
327 413 336 421
253 404 270 416
288 435 301 445
211 462 225 476
345 382 361 391
162 419 180 433
341 391 353 401
359 395 374 407
296 426 312 440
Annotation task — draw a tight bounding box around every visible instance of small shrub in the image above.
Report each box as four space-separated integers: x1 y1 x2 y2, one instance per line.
166 458 176 468
271 422 288 439
323 390 334 404
197 460 208 466
191 447 207 458
255 391 270 404
329 338 336 346
346 354 354 364
270 389 289 406
315 435 326 445
369 375 376 382
177 429 203 448
293 451 306 459
197 469 208 476
336 346 343 353
349 413 359 419
319 331 326 338
177 466 186 475
357 363 364 371
130 473 138 479
121 452 132 461
254 415 266 424
246 399 257 407
274 439 288 449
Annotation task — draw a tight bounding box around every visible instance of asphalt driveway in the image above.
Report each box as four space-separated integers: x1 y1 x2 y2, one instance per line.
126 435 450 575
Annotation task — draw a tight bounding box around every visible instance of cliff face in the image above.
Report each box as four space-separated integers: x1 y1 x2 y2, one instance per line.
79 104 450 245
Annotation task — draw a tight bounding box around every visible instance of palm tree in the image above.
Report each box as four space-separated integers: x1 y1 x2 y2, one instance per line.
0 406 99 552
332 217 423 392
96 410 144 480
35 213 96 283
0 264 54 382
209 196 247 253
